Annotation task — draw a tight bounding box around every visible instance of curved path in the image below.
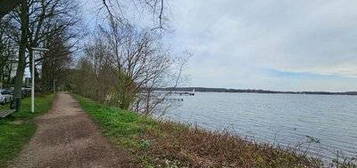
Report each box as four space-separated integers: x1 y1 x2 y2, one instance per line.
9 93 134 168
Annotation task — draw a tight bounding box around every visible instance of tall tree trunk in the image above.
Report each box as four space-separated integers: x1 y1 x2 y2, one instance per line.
14 1 29 111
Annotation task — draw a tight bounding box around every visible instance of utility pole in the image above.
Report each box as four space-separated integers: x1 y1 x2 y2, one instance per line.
31 47 48 113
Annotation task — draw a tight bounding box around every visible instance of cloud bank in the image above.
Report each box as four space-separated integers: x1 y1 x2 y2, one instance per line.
166 0 357 91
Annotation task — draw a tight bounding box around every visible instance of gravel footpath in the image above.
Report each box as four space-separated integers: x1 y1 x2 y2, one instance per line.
9 93 135 168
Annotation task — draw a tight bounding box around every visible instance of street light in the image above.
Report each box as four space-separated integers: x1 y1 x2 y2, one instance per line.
31 47 49 113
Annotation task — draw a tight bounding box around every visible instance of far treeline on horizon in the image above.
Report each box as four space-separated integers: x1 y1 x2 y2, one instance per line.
159 87 357 96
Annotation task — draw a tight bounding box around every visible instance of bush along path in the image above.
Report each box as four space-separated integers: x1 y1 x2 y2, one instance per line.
7 93 135 168
0 94 54 168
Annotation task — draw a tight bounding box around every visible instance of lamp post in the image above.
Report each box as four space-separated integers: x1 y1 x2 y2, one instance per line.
31 47 48 113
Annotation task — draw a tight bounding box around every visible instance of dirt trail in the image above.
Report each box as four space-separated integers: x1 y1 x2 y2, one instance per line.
9 93 134 168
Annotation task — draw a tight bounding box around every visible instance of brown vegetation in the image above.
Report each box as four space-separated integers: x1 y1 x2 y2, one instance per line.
136 121 325 168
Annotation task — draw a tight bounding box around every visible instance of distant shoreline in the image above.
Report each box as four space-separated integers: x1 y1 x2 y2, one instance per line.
157 87 357 96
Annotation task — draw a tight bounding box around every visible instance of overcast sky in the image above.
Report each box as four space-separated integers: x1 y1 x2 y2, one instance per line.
81 0 357 91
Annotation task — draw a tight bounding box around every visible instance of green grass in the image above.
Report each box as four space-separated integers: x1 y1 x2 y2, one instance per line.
74 95 157 150
0 94 55 168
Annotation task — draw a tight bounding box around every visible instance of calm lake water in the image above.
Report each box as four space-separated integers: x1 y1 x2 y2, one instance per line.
165 92 357 160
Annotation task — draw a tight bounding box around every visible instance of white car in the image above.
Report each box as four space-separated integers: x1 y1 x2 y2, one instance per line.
0 89 13 105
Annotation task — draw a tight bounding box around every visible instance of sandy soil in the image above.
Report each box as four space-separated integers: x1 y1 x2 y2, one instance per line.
9 93 135 168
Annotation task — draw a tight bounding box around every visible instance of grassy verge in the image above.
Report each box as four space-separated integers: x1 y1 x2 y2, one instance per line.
75 95 355 168
0 94 55 168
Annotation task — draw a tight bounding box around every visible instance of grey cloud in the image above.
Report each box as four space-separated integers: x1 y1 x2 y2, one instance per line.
166 0 357 91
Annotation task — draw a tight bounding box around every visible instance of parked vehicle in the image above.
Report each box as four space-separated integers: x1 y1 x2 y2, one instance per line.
0 89 13 104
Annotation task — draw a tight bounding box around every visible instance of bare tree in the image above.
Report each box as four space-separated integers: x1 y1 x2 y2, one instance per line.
24 0 80 82
100 21 171 112
72 18 188 115
12 1 29 111
101 0 166 29
78 37 115 102
4 0 80 110
0 17 17 87
40 33 73 92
